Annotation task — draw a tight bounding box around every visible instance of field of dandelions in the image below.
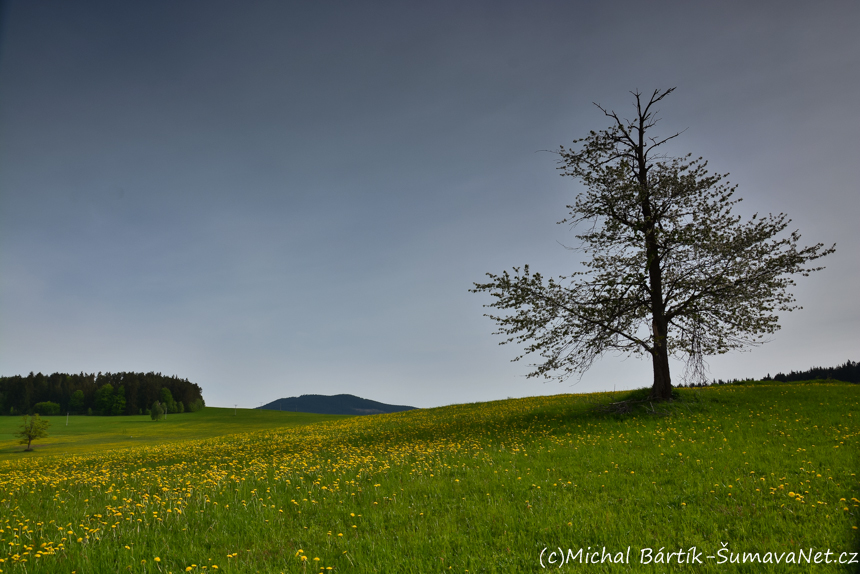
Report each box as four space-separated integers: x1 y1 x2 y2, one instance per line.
0 381 857 573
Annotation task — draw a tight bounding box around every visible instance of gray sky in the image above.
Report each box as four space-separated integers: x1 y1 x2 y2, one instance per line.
1 1 857 409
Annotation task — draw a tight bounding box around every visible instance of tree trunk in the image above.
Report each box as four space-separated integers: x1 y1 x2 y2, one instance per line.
650 331 673 401
634 106 673 402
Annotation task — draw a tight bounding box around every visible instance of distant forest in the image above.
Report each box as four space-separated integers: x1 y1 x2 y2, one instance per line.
0 372 204 416
694 360 859 387
763 360 859 384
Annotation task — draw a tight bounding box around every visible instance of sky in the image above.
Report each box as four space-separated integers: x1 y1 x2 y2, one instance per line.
1 0 857 409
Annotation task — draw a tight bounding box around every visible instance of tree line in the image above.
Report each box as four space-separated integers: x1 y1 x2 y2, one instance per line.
670 360 859 387
764 360 859 384
0 372 204 416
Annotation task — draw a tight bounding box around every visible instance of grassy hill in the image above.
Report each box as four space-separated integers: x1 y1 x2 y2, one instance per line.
0 381 857 572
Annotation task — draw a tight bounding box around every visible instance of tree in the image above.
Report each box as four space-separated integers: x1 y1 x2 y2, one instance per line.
151 401 164 421
94 384 114 416
69 389 85 413
111 386 127 416
159 388 175 413
472 89 835 401
16 414 50 451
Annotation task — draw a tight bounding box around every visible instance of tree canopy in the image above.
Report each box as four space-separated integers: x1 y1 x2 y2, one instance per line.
472 88 835 400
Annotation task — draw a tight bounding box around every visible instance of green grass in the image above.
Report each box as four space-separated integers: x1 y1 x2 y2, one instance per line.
0 407 344 460
0 381 857 573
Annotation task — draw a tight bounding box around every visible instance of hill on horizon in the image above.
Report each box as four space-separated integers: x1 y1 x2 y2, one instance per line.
257 393 417 415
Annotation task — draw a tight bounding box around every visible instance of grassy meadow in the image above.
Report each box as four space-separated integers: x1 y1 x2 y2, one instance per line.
0 381 857 573
0 408 344 461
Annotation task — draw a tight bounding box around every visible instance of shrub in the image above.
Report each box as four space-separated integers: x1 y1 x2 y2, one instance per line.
33 401 60 415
